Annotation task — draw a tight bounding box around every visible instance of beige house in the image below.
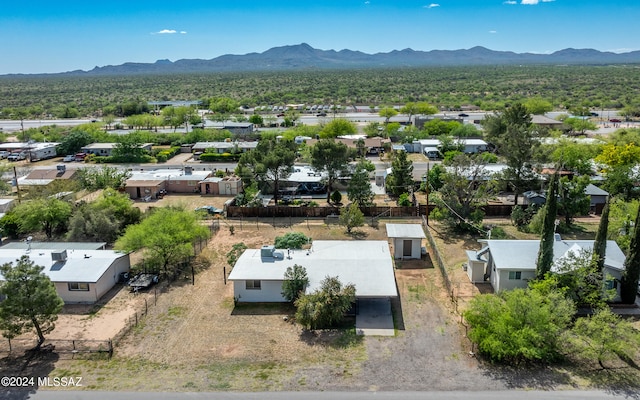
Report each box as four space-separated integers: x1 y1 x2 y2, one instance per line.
0 245 130 304
124 167 212 199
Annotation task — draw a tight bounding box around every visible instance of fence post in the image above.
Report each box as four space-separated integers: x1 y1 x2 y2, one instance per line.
224 266 227 285
145 298 148 314
108 340 113 358
8 338 11 353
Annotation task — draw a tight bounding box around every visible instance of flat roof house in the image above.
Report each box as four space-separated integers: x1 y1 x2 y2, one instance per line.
124 167 211 199
228 240 398 303
466 237 626 298
81 143 153 157
0 246 130 304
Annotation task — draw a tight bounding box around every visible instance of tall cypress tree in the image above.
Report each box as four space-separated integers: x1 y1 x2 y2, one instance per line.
592 200 610 273
536 172 559 280
620 207 640 304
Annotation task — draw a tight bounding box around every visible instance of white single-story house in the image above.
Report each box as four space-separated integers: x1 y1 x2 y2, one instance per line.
466 237 626 298
385 224 426 259
228 240 398 303
411 138 488 154
0 246 130 304
81 143 153 157
192 141 258 154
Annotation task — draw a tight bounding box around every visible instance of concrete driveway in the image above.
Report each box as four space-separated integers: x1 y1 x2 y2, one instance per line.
355 298 395 336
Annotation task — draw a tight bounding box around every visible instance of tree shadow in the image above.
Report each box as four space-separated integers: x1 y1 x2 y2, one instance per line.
568 360 640 398
480 362 575 390
346 230 369 240
298 322 363 349
0 346 59 400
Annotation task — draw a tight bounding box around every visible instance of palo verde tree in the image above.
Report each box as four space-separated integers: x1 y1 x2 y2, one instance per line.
620 206 640 303
281 264 309 303
536 172 560 280
310 139 350 203
12 198 73 239
463 287 574 363
0 256 64 348
237 138 296 205
116 207 210 278
77 166 132 190
294 276 356 330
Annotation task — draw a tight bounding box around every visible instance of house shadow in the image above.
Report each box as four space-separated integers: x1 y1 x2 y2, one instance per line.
231 302 295 316
395 255 434 270
390 293 405 331
60 284 125 315
0 346 59 400
474 282 494 294
298 319 363 349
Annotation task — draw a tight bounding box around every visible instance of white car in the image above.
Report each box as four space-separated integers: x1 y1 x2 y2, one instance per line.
7 152 26 161
62 155 76 162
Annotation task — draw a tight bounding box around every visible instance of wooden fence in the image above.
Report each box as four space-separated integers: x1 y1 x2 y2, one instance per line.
227 204 517 219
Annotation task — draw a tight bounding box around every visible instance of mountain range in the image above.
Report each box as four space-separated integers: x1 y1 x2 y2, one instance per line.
35 44 640 76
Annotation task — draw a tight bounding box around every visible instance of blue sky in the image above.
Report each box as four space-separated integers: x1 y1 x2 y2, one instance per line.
2 0 638 74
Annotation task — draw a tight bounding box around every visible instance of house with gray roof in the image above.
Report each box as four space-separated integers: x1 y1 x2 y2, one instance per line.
227 240 398 303
0 246 130 304
466 237 626 298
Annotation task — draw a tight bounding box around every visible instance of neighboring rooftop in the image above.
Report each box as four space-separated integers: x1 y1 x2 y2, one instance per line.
386 223 426 239
1 241 107 251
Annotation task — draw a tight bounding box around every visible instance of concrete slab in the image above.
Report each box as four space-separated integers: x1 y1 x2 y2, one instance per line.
356 298 395 336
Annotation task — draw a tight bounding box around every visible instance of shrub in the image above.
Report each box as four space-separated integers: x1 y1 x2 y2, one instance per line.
274 232 310 249
330 190 342 204
397 193 412 207
199 152 242 162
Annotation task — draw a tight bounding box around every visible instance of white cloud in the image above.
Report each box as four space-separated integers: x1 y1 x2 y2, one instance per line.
424 3 440 8
156 29 177 34
489 30 498 34
521 0 555 4
503 1 517 4
180 31 187 34
364 1 370 4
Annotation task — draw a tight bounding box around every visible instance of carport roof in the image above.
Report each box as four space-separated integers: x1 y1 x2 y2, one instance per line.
228 240 398 298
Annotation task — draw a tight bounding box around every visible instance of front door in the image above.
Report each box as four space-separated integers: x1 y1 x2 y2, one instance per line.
403 240 412 257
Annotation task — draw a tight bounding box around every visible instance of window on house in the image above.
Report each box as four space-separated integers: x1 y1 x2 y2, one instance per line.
245 280 261 290
508 271 522 280
68 282 90 291
605 279 618 290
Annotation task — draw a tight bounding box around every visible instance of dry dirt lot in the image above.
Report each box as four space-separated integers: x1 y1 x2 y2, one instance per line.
2 214 639 394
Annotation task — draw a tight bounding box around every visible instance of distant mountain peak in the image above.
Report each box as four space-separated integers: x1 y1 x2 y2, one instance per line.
16 44 640 77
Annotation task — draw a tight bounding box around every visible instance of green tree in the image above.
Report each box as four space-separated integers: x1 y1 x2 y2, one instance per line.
563 117 598 135
115 207 210 277
248 114 264 126
311 139 350 203
226 242 248 269
431 154 495 231
400 101 437 125
274 232 310 249
558 175 591 226
592 200 610 273
319 118 357 138
77 166 132 190
294 276 356 330
0 256 64 348
12 198 73 239
347 160 375 207
385 150 414 197
281 264 309 303
463 288 574 363
237 139 296 205
620 206 640 303
565 308 640 369
112 133 149 162
524 97 553 115
536 172 559 279
339 203 365 234
57 130 93 155
482 103 539 205
378 107 398 125
549 139 599 175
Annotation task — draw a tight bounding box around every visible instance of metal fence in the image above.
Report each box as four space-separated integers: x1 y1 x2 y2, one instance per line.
422 215 454 301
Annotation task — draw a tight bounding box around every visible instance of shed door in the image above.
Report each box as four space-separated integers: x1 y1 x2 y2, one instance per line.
403 240 412 257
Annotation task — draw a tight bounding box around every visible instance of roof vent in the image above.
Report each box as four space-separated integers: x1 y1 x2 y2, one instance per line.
554 233 562 241
51 250 67 262
184 166 193 175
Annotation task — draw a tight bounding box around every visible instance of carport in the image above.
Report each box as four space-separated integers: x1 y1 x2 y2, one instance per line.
356 298 395 336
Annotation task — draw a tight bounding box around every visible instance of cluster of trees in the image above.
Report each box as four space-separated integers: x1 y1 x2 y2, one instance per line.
2 65 639 118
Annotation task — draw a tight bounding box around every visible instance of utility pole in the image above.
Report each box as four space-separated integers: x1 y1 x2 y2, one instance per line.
425 162 430 226
13 166 22 203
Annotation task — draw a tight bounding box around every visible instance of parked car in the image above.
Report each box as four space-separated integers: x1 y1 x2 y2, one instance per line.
62 154 76 162
195 206 223 215
458 113 469 117
0 151 10 159
316 112 327 117
7 152 26 161
74 152 87 162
